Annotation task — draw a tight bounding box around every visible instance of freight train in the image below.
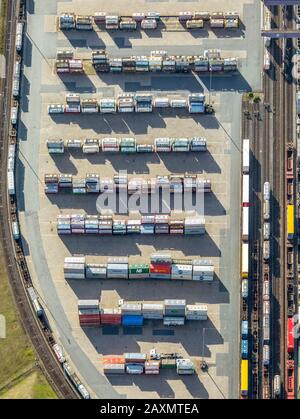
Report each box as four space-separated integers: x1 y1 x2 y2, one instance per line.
285 143 296 400
262 181 271 399
4 12 90 400
240 139 250 398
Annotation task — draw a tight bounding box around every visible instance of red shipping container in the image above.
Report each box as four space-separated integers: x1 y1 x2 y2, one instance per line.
79 315 101 320
150 263 171 274
287 318 294 352
100 314 122 325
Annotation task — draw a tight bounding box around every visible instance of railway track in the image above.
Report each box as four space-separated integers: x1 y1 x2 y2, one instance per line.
0 0 78 400
266 4 297 398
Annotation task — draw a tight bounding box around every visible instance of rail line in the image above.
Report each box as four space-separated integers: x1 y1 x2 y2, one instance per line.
0 0 78 399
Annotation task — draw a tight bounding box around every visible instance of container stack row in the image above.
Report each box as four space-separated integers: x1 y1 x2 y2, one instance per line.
56 49 238 74
47 136 207 154
59 11 239 31
44 173 212 195
48 93 207 114
57 214 205 236
77 297 208 328
103 355 195 376
65 255 214 281
91 49 237 74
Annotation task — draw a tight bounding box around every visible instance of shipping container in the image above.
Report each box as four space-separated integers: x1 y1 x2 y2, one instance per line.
103 364 125 374
163 317 185 326
264 200 270 220
242 139 250 174
242 207 249 241
287 204 294 240
263 181 270 201
186 19 204 29
242 243 249 278
241 279 248 299
241 340 248 359
263 240 270 261
122 314 144 327
240 360 248 396
124 353 146 363
287 318 294 352
263 344 270 366
241 320 248 339
242 174 249 206
126 364 144 374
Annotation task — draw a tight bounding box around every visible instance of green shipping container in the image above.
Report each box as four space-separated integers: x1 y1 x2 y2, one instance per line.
129 264 150 274
161 359 176 369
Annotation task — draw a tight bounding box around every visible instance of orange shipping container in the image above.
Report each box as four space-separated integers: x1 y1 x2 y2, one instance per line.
102 356 125 365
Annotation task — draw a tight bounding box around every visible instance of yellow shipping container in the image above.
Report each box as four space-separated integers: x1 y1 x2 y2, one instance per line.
240 359 248 396
241 243 249 279
287 204 294 239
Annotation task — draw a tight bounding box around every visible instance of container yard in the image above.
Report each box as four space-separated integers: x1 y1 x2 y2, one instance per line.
13 0 263 400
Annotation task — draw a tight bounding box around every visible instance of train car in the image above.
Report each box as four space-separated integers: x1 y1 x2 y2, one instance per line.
286 145 294 180
263 181 270 201
242 207 249 241
77 383 90 399
263 312 270 343
286 360 295 399
263 51 270 71
263 200 270 221
52 343 65 364
12 220 20 240
241 340 248 359
242 139 250 174
16 22 24 52
240 359 248 397
241 243 249 279
273 374 281 398
287 318 294 353
242 174 249 206
27 286 43 317
287 204 294 241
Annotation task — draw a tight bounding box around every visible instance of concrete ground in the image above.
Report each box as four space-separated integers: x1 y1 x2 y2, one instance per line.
16 0 262 399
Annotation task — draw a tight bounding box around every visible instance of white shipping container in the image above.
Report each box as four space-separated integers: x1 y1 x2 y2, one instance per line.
171 264 193 280
243 139 250 173
192 265 214 281
242 174 249 206
65 272 85 279
242 207 249 240
64 257 86 265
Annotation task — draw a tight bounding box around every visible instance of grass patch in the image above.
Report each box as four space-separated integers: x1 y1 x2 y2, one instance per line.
0 244 36 386
0 370 58 399
0 0 8 54
0 244 56 398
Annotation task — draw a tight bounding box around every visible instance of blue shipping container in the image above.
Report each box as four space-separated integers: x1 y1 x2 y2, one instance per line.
241 321 248 339
241 340 248 359
122 315 144 327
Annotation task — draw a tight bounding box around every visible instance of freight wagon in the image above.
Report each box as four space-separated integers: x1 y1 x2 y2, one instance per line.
241 243 249 278
287 318 294 352
242 139 250 174
287 204 294 240
240 360 248 397
27 286 43 317
16 22 24 52
242 175 249 206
